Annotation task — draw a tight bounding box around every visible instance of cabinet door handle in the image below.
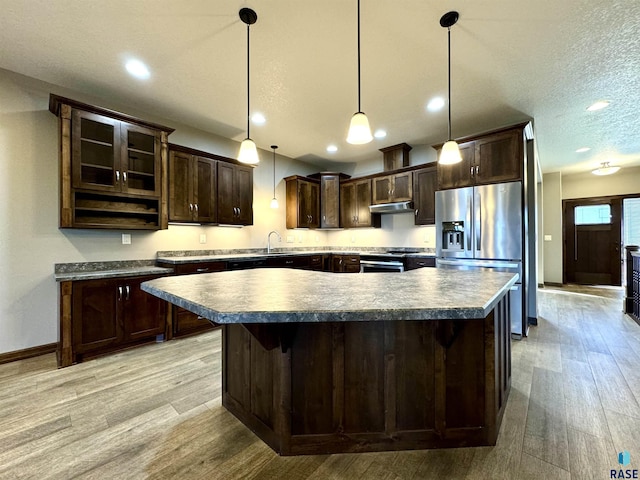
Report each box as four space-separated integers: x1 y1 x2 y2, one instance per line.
196 267 209 273
189 203 193 213
118 286 123 301
323 215 326 222
470 166 474 177
475 165 479 175
194 204 199 214
125 285 130 300
237 207 241 216
123 172 127 183
415 209 419 216
116 171 120 182
285 260 294 265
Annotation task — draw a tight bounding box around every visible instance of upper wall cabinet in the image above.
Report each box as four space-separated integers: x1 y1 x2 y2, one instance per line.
168 148 217 224
308 172 351 229
435 124 526 190
285 176 320 229
372 171 413 204
50 94 174 230
413 166 437 225
217 162 253 226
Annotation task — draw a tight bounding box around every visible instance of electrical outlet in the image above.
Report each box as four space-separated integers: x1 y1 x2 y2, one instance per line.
544 235 552 241
287 235 294 243
199 234 207 244
351 235 356 243
121 233 131 245
297 234 303 243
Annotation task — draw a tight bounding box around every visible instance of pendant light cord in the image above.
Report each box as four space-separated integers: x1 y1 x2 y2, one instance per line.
357 0 362 113
272 149 276 197
246 23 251 138
447 26 452 141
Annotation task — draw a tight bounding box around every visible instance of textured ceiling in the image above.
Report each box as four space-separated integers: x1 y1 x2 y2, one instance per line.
1 0 639 175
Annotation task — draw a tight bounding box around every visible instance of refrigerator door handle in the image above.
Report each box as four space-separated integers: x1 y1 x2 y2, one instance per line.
475 191 481 251
466 195 472 251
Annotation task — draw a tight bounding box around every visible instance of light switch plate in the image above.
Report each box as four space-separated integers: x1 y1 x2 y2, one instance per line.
122 233 131 245
544 235 552 241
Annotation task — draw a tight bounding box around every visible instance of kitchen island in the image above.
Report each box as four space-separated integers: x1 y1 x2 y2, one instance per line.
142 268 516 455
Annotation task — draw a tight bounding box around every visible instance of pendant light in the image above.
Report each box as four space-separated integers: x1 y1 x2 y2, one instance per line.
238 8 260 165
592 161 620 176
438 11 462 165
270 145 279 208
346 0 373 145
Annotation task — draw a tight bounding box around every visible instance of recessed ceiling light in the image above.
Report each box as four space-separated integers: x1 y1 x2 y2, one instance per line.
326 145 338 153
576 147 591 153
587 101 609 111
251 112 266 124
427 97 445 112
125 59 150 80
374 129 387 139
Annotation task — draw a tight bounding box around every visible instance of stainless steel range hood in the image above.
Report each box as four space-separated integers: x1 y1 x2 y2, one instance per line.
369 201 414 214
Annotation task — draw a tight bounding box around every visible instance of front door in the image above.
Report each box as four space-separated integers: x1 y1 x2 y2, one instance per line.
564 198 622 285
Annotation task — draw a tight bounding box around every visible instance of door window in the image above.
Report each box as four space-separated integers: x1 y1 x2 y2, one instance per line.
574 204 611 225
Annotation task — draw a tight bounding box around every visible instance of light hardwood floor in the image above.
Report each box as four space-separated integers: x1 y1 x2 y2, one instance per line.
1 286 638 479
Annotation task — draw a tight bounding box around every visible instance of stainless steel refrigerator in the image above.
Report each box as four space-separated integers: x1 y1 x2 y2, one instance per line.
435 181 525 337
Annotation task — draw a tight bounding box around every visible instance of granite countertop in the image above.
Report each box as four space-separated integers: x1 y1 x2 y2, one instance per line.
156 249 434 264
54 260 173 282
141 268 517 323
156 250 365 264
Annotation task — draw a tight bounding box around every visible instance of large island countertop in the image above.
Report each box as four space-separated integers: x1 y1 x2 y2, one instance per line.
142 267 515 456
141 267 517 323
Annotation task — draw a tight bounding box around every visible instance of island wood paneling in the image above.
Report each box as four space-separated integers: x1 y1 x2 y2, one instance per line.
222 294 511 455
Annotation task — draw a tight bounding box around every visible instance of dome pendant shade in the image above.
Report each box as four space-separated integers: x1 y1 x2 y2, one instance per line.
270 197 279 209
237 8 260 164
591 162 620 176
347 112 373 144
438 10 462 165
439 140 462 165
238 138 259 165
346 0 372 145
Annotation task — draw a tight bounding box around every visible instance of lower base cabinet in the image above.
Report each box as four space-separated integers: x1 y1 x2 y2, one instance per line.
59 274 167 367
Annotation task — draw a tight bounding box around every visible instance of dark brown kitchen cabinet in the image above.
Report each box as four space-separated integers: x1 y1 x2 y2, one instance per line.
309 172 351 229
50 94 174 230
405 256 436 270
285 176 320 229
61 274 167 366
372 171 413 204
413 166 437 225
218 162 253 225
156 260 227 338
331 254 361 273
436 124 525 190
340 179 381 228
168 149 217 223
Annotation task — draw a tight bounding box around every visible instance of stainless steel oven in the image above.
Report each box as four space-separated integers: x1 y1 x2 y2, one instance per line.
360 260 405 273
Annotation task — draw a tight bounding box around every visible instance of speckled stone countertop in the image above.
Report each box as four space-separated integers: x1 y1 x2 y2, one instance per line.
54 260 172 282
156 248 434 264
141 268 517 323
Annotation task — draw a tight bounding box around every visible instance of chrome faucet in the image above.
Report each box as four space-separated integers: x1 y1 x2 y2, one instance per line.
267 230 281 254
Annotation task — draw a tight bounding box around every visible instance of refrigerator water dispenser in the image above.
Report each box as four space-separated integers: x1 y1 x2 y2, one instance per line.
442 221 465 252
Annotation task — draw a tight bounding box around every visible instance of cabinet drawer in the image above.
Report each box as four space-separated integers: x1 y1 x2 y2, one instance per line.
309 255 324 270
174 261 227 275
405 256 436 270
174 307 217 336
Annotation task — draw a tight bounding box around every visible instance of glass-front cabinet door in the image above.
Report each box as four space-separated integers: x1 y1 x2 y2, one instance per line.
121 123 161 195
72 110 120 192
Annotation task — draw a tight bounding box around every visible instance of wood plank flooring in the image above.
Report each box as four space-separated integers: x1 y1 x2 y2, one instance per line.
1 285 638 479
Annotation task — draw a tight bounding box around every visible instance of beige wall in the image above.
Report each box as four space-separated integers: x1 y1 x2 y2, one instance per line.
0 68 438 354
542 172 563 283
562 167 640 200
